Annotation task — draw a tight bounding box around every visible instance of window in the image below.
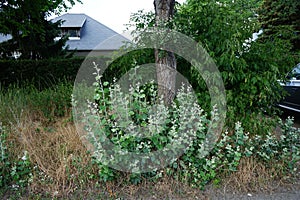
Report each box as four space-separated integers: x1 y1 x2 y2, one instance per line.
59 28 81 39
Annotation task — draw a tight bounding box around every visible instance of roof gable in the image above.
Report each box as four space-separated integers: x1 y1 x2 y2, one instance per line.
53 14 86 28
52 13 129 51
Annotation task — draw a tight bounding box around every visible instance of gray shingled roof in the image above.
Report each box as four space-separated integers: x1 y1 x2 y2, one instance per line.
52 13 129 51
53 13 86 28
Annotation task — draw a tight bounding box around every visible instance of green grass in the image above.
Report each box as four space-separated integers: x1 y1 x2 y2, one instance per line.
0 81 73 125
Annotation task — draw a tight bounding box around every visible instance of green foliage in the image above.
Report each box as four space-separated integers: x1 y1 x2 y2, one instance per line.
0 124 33 189
174 0 295 125
78 64 300 189
128 0 297 131
0 80 73 124
95 162 117 182
0 124 10 188
77 63 208 180
127 10 156 31
0 57 110 88
249 117 300 170
172 118 300 188
83 1 300 187
175 122 246 188
258 0 300 53
29 81 73 120
174 0 259 53
107 49 155 82
9 151 33 189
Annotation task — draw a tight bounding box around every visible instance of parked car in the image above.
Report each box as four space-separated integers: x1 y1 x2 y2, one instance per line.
278 63 300 112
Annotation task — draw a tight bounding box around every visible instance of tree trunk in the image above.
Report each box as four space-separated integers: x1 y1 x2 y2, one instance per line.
154 0 177 105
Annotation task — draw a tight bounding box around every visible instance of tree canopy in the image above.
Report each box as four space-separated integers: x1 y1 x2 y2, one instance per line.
126 0 297 130
0 0 81 59
258 0 300 53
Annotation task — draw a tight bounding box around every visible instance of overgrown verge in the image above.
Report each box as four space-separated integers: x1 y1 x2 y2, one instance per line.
0 79 299 198
1 0 299 198
73 69 300 192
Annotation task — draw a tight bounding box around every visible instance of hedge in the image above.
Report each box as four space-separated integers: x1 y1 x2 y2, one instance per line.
0 57 110 88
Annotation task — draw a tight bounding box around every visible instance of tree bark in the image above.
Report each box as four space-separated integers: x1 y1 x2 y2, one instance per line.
154 0 177 105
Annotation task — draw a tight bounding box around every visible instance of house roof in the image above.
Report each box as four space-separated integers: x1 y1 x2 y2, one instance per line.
53 14 87 28
52 13 129 51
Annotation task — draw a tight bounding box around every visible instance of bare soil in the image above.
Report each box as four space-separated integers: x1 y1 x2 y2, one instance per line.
205 177 300 200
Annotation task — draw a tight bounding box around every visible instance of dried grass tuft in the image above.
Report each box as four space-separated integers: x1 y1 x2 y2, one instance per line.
113 174 207 199
221 157 282 193
7 109 98 197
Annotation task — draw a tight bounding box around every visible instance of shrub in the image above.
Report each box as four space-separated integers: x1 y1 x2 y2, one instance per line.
0 57 111 89
176 117 300 188
74 63 300 189
75 63 300 187
128 1 297 133
73 63 212 180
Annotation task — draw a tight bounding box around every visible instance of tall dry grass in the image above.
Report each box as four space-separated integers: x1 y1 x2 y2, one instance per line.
215 155 298 196
6 109 97 196
0 82 100 197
